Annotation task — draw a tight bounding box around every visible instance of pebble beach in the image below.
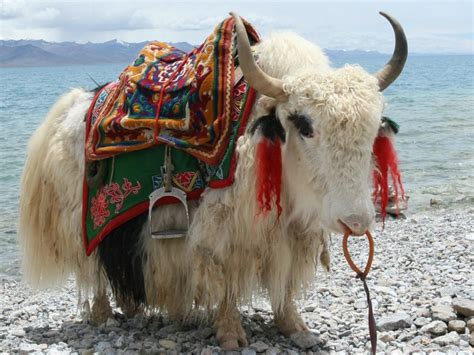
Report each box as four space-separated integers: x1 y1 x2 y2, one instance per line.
1 206 473 354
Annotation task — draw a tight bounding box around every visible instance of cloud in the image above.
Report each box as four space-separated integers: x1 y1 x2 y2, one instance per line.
0 0 26 19
33 7 60 22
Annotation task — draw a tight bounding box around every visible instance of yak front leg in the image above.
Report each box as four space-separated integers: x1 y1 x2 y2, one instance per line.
215 299 248 350
273 292 320 349
274 295 309 336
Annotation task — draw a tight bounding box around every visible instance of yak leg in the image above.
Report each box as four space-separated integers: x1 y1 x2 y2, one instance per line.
116 294 143 318
215 299 248 350
91 279 113 325
273 291 309 336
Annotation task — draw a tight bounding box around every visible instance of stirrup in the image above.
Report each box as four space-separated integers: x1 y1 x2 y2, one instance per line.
148 146 190 239
148 186 189 239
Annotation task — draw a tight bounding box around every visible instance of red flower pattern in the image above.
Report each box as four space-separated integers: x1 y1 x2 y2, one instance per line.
90 178 141 229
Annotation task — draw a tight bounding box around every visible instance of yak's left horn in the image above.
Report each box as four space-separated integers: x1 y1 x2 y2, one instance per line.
230 12 288 101
374 12 408 91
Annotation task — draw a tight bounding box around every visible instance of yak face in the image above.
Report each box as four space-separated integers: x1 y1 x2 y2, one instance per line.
232 11 407 234
277 66 383 235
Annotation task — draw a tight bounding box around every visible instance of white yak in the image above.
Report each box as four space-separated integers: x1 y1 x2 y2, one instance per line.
18 12 407 350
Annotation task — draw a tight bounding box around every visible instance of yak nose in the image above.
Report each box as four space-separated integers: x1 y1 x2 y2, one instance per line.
339 214 373 236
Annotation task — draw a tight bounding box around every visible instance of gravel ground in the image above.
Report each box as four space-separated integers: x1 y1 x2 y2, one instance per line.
1 206 473 354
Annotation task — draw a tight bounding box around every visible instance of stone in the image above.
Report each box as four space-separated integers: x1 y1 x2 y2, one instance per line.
466 318 474 332
377 312 413 331
158 339 177 350
374 286 397 297
379 332 395 343
95 342 112 352
289 331 320 349
265 347 280 355
416 308 431 318
354 299 367 310
250 341 269 352
19 342 38 355
414 317 430 327
431 304 456 322
421 320 448 336
105 317 119 327
11 328 26 337
470 333 474 347
448 320 466 333
432 331 460 346
452 298 474 317
241 348 257 355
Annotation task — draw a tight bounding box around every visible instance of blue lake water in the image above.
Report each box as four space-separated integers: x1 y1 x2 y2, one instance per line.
0 54 473 277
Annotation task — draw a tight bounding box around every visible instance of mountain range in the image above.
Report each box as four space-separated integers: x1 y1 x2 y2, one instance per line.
0 39 196 67
0 39 389 68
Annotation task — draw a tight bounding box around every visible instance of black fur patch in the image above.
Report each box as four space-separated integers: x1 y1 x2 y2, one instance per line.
250 109 286 142
289 113 314 138
97 213 147 307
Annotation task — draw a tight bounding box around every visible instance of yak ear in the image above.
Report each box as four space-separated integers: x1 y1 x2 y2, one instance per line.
249 108 286 143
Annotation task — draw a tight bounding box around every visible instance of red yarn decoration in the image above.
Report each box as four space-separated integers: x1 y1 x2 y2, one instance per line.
372 135 405 223
255 138 283 217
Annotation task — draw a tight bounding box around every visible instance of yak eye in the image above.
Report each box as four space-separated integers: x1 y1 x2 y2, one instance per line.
289 113 314 138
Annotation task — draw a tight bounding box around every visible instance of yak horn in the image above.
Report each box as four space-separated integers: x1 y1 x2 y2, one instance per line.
375 12 408 91
230 12 287 101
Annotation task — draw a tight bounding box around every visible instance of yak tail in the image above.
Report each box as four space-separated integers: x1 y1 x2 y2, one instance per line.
18 89 97 289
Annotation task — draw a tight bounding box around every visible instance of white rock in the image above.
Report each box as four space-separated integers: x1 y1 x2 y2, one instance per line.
11 328 26 337
414 317 430 327
448 319 466 333
289 331 320 349
241 348 257 355
431 304 456 322
250 340 269 352
421 320 448 336
432 331 460 346
158 339 177 350
466 318 474 332
377 312 413 331
453 298 474 317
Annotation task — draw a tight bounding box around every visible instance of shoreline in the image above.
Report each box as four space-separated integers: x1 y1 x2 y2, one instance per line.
1 206 473 354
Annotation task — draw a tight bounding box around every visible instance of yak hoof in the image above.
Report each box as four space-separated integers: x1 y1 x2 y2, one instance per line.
90 293 113 325
218 333 249 350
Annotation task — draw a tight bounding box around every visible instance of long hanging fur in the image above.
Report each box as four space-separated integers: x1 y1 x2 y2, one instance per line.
372 135 405 222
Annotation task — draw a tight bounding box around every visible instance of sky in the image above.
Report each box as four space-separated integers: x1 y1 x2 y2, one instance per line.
0 0 472 54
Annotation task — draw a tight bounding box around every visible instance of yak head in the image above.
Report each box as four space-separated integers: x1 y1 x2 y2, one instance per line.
233 12 407 235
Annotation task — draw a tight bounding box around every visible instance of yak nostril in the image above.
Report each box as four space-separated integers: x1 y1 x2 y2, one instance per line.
340 214 367 235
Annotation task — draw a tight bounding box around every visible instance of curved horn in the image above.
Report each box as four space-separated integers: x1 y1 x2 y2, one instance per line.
375 12 408 91
230 12 287 101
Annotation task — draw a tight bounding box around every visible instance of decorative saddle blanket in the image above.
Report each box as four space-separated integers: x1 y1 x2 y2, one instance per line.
82 17 259 255
86 17 259 165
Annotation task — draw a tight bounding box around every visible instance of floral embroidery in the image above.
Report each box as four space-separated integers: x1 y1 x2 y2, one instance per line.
90 178 141 229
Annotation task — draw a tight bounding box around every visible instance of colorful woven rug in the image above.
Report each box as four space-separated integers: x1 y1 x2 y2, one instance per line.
82 65 257 255
85 16 259 165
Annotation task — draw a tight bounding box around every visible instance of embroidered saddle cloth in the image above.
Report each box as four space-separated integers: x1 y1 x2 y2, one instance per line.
86 16 259 165
82 17 259 255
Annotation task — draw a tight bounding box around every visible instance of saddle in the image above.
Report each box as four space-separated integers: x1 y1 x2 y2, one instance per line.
82 17 259 255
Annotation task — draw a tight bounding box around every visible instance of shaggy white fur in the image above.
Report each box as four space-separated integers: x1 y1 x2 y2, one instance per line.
18 30 384 348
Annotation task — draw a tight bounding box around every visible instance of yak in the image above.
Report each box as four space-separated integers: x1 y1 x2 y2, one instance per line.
18 12 407 350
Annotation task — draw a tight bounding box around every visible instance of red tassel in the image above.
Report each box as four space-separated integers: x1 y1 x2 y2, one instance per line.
372 135 405 224
256 138 283 217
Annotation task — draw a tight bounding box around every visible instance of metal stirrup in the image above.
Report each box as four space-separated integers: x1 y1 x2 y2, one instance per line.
148 146 190 239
